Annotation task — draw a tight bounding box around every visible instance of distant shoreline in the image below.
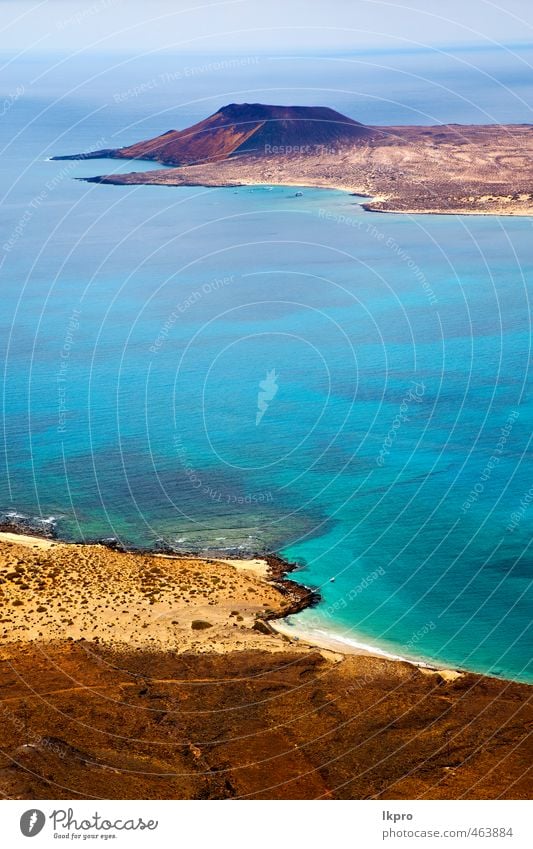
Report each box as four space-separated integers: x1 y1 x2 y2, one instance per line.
53 106 533 217
0 527 425 666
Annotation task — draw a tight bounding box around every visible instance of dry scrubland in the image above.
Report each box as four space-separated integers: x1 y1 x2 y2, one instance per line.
0 536 531 799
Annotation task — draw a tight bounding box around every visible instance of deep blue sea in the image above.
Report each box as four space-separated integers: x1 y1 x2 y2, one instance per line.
1 46 532 681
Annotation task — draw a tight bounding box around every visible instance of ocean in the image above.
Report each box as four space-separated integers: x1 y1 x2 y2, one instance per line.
1 45 532 681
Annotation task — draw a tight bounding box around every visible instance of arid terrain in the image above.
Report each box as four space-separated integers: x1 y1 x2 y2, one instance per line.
0 536 305 653
55 103 533 216
0 534 531 800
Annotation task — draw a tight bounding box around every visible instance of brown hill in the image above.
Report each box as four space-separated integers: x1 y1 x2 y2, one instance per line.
53 103 380 166
2 641 532 800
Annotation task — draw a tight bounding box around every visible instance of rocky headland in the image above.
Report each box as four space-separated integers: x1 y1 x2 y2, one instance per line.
54 103 533 216
0 533 531 800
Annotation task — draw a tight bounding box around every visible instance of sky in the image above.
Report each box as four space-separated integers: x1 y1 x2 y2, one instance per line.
0 0 532 53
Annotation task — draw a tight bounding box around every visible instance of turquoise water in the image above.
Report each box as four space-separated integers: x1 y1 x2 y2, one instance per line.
1 50 532 682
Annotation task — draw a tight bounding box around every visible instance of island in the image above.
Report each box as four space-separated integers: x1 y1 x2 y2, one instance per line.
54 102 533 216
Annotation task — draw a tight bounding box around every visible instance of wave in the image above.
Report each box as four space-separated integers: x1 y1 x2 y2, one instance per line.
271 617 437 668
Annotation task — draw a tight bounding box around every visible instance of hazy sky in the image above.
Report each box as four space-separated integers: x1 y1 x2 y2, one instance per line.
1 0 532 53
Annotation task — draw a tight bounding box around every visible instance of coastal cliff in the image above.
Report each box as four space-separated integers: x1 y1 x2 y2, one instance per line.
54 103 380 166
